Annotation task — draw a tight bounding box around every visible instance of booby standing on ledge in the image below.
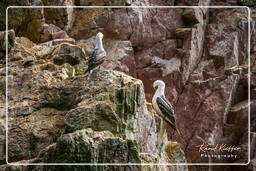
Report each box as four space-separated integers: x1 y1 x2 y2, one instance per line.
85 32 106 75
152 80 179 133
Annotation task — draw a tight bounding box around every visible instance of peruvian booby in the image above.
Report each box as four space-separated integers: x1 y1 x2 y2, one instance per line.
85 32 106 74
152 80 178 132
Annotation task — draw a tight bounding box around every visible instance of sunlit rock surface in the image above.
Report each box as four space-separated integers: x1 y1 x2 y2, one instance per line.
0 0 255 170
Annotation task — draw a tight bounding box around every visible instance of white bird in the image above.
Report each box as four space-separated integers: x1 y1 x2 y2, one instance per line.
152 80 179 132
85 32 106 74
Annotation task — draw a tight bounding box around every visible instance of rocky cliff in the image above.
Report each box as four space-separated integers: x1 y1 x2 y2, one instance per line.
0 34 188 170
0 0 255 171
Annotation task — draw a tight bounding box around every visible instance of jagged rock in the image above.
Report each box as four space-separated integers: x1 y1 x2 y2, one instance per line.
174 74 241 163
1 1 253 170
140 141 188 171
1 1 75 43
63 70 145 137
52 43 86 72
206 8 248 66
0 30 15 52
52 38 76 45
6 3 45 42
5 69 188 169
182 9 200 26
42 0 75 30
174 28 192 39
6 34 187 166
40 24 69 43
227 100 253 125
8 108 67 162
33 129 141 167
22 56 35 67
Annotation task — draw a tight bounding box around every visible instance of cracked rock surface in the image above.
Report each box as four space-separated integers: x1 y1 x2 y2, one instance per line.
0 0 255 170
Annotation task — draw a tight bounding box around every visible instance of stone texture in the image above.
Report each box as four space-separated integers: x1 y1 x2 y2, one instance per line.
8 108 66 162
34 129 141 167
1 29 187 169
0 1 255 170
0 30 15 52
52 43 86 75
42 0 75 30
63 70 145 137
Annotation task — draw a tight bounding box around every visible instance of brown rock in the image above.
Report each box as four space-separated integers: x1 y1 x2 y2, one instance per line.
40 24 69 43
8 108 67 162
174 74 241 163
0 30 15 53
182 9 200 26
52 43 86 66
42 0 75 30
174 28 192 39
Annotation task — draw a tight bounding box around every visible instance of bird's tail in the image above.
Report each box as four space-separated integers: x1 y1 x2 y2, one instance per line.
163 116 185 142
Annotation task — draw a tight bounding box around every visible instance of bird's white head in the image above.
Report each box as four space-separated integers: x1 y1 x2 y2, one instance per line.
95 32 104 50
153 80 165 90
96 32 104 40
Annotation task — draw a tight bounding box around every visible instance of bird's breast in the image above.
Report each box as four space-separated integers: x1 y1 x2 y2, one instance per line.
152 95 162 116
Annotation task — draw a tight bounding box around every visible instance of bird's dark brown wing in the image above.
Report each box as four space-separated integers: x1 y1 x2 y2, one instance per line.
85 48 103 73
160 95 174 113
156 96 177 130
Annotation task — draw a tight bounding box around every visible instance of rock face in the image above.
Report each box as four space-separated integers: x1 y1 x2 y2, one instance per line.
31 129 141 171
0 31 187 170
0 0 255 171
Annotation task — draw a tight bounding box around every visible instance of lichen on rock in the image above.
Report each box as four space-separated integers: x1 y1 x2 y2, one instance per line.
64 69 146 139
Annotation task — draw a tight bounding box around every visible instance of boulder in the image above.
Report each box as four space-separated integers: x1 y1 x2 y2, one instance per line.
52 43 86 66
8 108 67 162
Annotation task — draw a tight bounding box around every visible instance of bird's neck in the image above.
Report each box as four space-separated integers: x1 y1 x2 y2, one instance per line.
156 86 165 95
95 37 104 51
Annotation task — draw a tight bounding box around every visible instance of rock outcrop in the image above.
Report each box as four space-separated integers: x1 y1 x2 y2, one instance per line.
0 0 255 171
0 33 187 170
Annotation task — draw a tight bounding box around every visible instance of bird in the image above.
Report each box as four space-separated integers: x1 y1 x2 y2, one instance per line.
85 32 106 76
152 80 180 134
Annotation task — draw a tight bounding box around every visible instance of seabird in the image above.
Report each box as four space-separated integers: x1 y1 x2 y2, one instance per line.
85 32 106 75
152 80 179 133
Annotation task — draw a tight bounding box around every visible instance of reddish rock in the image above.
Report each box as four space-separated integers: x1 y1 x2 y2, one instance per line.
174 28 192 39
40 24 69 43
41 0 75 30
0 0 255 169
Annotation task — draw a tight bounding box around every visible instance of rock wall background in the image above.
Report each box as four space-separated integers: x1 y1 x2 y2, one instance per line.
0 0 255 171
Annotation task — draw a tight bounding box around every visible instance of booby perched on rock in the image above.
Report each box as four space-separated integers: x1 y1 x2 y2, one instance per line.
152 80 179 132
85 32 106 74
